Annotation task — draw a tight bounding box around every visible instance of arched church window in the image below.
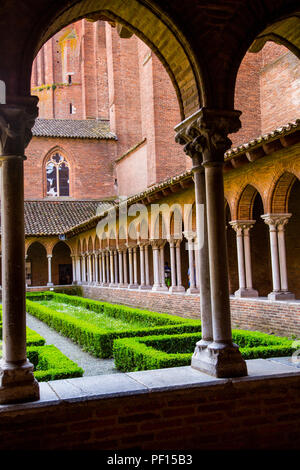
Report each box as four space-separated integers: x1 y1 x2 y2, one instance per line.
46 153 70 197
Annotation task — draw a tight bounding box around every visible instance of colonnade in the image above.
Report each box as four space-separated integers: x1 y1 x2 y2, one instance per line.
73 236 197 294
230 214 295 300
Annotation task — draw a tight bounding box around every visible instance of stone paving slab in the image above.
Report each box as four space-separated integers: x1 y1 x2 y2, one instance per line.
48 373 148 402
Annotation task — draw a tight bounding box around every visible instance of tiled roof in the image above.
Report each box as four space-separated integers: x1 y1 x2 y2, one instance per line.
32 118 118 140
21 200 114 235
225 119 300 159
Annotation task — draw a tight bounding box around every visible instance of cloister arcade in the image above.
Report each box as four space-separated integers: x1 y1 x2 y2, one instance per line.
21 165 300 304
0 1 299 440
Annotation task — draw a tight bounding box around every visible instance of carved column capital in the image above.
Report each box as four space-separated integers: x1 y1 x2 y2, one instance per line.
229 220 256 233
175 107 242 165
0 96 38 156
261 213 292 230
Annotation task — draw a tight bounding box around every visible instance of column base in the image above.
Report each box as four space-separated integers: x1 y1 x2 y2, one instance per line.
191 341 248 378
0 359 40 405
186 287 199 294
139 284 152 290
152 285 169 292
101 282 109 287
128 284 139 289
169 285 186 293
118 283 128 288
234 288 258 298
109 283 118 288
47 282 54 287
268 291 295 301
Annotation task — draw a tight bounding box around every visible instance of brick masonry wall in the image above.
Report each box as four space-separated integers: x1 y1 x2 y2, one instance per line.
25 136 117 199
82 286 300 338
260 44 300 134
1 374 300 450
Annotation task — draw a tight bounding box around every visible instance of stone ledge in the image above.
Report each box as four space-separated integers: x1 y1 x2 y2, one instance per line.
1 359 299 412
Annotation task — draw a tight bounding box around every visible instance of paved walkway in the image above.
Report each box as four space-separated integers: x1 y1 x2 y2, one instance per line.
26 313 121 377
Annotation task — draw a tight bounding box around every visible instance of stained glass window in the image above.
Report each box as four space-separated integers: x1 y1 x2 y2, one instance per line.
46 153 70 197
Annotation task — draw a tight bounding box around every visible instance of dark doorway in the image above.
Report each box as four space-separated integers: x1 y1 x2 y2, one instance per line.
59 264 72 285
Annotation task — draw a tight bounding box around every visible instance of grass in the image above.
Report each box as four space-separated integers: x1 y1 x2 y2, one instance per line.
26 292 201 358
37 299 147 331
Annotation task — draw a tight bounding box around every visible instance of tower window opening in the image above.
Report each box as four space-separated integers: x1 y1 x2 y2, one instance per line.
46 153 70 197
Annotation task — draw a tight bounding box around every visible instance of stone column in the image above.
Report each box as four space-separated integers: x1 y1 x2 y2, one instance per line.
87 253 92 284
144 244 151 287
109 250 115 287
139 244 146 289
175 240 185 292
71 255 76 284
76 256 82 284
229 220 258 297
102 251 107 286
127 247 135 288
184 232 199 294
81 254 86 284
118 249 124 287
94 252 99 284
123 249 128 287
132 246 139 288
47 254 53 286
98 252 102 284
159 242 169 291
168 239 177 292
0 98 40 404
106 250 110 286
262 214 295 300
175 107 247 378
151 241 161 291
113 250 118 285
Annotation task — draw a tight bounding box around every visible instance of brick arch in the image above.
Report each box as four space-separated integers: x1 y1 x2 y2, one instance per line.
81 238 87 253
31 0 205 119
87 236 93 252
270 171 298 213
236 184 263 220
26 239 47 256
170 205 184 239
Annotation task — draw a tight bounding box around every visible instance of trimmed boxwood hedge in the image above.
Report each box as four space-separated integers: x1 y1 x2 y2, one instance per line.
113 330 297 372
0 305 45 347
26 292 202 358
27 345 83 381
1 304 83 381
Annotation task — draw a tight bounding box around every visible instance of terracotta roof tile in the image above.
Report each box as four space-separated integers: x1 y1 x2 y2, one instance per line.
32 118 118 140
21 200 114 235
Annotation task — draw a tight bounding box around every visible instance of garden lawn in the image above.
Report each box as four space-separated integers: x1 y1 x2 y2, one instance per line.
26 292 202 358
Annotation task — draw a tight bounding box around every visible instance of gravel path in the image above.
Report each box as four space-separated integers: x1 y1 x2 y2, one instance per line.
26 313 121 377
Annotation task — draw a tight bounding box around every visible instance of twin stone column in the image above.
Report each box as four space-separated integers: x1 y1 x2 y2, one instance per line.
262 214 295 300
0 97 40 404
175 107 247 378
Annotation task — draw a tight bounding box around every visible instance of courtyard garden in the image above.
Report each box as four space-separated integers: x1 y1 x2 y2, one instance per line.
23 291 298 376
0 304 83 381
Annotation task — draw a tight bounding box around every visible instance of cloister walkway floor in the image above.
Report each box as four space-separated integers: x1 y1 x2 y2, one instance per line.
26 312 119 377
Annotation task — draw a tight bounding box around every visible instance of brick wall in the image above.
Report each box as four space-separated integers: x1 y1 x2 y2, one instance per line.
25 136 117 199
82 286 300 338
260 44 300 134
1 374 300 450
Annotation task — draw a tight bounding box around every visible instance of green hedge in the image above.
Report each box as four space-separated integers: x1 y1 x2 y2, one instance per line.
27 345 83 381
0 305 45 347
113 330 297 372
26 292 201 358
1 303 82 380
